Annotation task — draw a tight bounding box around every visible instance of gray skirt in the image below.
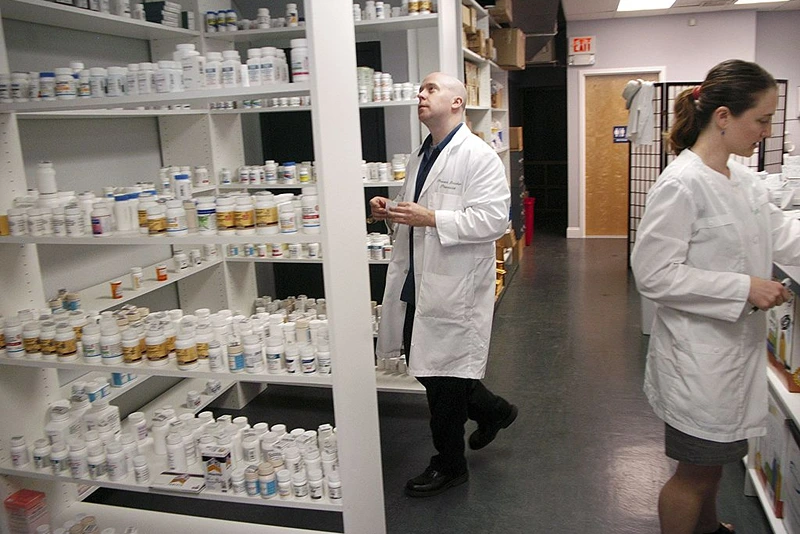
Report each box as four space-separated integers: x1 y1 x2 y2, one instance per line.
665 424 748 466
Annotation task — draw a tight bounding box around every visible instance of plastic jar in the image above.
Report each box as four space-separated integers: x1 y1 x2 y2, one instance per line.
154 61 173 93
39 71 56 100
55 322 78 361
133 455 150 484
235 196 256 235
33 438 51 470
255 196 279 235
38 321 57 360
196 197 217 235
242 334 264 374
147 204 167 237
68 439 89 478
207 340 225 371
259 48 276 84
137 62 154 95
91 204 113 237
87 446 107 479
277 469 292 498
88 68 106 97
106 66 126 97
246 48 262 86
216 197 236 234
166 432 187 471
11 72 29 103
175 331 198 370
22 321 41 359
258 462 277 498
7 208 26 236
121 328 142 365
145 328 168 366
290 39 309 82
278 202 297 234
300 343 317 374
301 187 320 234
165 199 188 237
204 52 222 89
106 442 127 481
99 322 122 365
292 471 309 498
286 3 298 26
221 50 240 88
10 436 30 468
282 161 297 184
55 68 77 100
228 341 244 373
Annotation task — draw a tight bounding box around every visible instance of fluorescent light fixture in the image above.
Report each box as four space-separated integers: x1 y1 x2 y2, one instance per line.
617 0 676 11
735 0 789 4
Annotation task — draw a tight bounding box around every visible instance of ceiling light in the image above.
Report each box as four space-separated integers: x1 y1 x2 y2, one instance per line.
735 0 789 4
617 0 676 11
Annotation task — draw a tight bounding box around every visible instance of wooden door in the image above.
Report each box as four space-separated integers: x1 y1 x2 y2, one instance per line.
585 73 658 236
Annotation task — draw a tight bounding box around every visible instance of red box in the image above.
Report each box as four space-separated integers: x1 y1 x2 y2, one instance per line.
4 489 50 534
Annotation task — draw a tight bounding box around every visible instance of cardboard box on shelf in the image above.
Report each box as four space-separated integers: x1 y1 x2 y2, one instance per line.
467 30 487 56
491 86 503 108
464 61 480 87
754 390 789 518
462 5 476 33
488 0 513 24
767 287 800 392
466 85 480 107
784 420 800 534
509 126 523 151
491 28 525 70
485 37 496 61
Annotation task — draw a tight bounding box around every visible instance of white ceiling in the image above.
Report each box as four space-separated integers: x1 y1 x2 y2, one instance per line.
562 0 800 21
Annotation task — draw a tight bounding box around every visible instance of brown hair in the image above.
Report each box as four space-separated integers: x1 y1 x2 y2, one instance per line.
667 59 776 154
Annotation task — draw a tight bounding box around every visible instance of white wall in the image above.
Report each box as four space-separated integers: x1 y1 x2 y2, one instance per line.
566 11 758 235
756 11 800 153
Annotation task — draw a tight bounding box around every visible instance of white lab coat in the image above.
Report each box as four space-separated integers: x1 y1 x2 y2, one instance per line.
627 81 655 146
632 149 800 442
376 124 510 379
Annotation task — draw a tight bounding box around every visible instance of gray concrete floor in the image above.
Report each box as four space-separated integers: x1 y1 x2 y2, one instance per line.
90 233 773 533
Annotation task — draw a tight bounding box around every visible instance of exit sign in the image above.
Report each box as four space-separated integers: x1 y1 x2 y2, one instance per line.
570 36 595 55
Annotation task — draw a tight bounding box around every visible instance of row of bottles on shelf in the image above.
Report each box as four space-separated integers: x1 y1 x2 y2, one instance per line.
356 67 418 103
222 231 395 261
206 3 299 32
9 394 343 501
353 0 436 21
1 295 334 376
0 41 300 105
4 489 139 534
3 162 321 238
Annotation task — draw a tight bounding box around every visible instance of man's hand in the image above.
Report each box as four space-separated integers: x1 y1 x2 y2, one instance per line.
748 276 791 311
370 196 390 220
388 201 436 227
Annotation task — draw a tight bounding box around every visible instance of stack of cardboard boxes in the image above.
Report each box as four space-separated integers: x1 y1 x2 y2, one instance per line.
462 4 496 64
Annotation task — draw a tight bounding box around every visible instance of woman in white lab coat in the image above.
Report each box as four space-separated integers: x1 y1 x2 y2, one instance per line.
632 60 800 534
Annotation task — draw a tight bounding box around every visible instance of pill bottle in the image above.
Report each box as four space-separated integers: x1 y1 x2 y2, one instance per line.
290 39 309 83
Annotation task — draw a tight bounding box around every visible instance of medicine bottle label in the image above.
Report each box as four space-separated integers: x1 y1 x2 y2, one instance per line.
23 337 41 354
166 335 176 354
256 207 278 228
235 209 255 230
196 341 209 359
148 217 166 235
56 338 78 357
218 210 235 230
40 337 56 355
146 341 168 362
123 344 142 364
138 208 149 229
73 325 84 341
176 345 198 366
0 333 5 350
302 206 320 228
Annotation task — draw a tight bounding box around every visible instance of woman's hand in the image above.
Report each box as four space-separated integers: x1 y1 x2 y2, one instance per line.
748 276 791 311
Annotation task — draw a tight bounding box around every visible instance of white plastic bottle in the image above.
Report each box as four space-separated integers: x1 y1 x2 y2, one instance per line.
204 52 222 89
165 199 188 237
81 323 102 364
175 331 198 370
235 196 256 235
100 319 123 365
301 186 320 234
221 50 240 88
181 50 204 90
150 416 170 455
106 442 128 481
246 48 262 87
68 438 89 478
125 63 139 96
196 197 217 235
83 399 121 436
259 47 277 84
87 445 107 479
290 39 309 83
10 436 30 467
166 432 188 471
137 62 154 95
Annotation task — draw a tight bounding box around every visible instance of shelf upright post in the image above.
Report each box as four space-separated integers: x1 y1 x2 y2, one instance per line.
305 1 387 533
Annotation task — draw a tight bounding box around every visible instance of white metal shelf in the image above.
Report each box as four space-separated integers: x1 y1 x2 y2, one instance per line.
218 183 312 190
0 232 323 245
59 372 150 403
375 370 424 393
210 105 312 115
226 257 392 265
204 13 439 44
0 83 310 114
363 180 405 187
744 458 788 534
49 502 327 534
0 355 334 387
462 47 487 65
76 257 223 312
461 0 488 18
0 0 199 39
768 367 800 430
466 105 490 112
495 146 509 154
491 107 508 113
191 185 217 195
359 99 418 109
15 109 208 120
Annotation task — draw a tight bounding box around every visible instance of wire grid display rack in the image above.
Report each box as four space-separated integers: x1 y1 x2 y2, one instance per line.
627 80 788 263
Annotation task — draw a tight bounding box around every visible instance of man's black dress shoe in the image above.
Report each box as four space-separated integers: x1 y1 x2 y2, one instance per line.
468 404 518 450
404 466 469 497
